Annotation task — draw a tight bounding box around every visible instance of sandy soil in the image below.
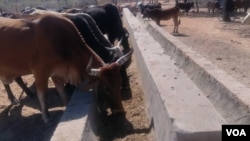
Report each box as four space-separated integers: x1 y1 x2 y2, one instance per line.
161 5 250 88
1 2 250 141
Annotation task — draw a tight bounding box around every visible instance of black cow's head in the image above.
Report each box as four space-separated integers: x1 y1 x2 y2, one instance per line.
120 27 130 53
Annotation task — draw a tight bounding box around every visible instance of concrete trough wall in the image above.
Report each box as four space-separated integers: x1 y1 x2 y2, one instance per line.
145 21 250 124
123 8 250 141
51 89 97 141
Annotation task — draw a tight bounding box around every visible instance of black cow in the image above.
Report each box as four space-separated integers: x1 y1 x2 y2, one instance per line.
85 3 130 53
62 13 130 112
175 1 194 14
62 12 131 90
62 13 121 62
137 2 162 14
19 8 124 62
62 8 84 13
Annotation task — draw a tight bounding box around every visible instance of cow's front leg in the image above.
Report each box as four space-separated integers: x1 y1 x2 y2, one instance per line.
51 77 69 105
35 75 50 124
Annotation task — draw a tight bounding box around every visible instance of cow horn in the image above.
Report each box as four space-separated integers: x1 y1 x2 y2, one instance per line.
105 46 123 58
86 56 93 72
116 47 133 66
89 68 101 77
117 37 123 47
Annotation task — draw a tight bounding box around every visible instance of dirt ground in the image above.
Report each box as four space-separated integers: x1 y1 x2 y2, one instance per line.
161 5 250 89
1 2 250 141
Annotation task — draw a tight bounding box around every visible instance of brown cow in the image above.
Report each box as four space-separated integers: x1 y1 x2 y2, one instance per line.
143 6 181 33
0 14 132 123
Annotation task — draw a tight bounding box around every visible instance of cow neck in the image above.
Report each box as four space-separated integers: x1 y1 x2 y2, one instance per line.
67 17 106 69
85 44 106 68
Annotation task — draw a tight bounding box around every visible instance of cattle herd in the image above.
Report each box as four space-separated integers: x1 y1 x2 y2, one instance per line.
0 3 132 124
0 0 249 125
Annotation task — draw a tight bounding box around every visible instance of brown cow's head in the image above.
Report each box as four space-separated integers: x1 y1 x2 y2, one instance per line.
88 48 133 115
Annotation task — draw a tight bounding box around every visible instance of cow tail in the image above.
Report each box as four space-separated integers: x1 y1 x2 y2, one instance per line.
178 18 181 25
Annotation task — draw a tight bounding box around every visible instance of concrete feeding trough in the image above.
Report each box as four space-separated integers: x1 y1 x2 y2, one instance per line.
51 89 97 141
123 8 250 141
50 8 250 141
